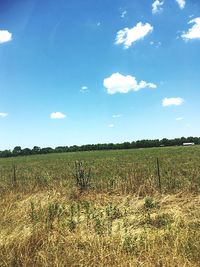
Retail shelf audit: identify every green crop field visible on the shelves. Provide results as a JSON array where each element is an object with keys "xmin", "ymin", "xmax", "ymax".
[{"xmin": 0, "ymin": 146, "xmax": 200, "ymax": 266}]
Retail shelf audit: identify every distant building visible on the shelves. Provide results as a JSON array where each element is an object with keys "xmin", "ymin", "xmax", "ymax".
[{"xmin": 183, "ymin": 142, "xmax": 195, "ymax": 146}]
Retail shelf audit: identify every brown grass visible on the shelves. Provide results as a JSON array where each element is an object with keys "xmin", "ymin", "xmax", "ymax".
[{"xmin": 0, "ymin": 187, "xmax": 199, "ymax": 267}]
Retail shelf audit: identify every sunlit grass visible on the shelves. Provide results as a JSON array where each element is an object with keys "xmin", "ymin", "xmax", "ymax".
[{"xmin": 0, "ymin": 146, "xmax": 200, "ymax": 266}]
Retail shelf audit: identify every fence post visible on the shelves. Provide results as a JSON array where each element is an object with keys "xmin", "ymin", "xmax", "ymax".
[
  {"xmin": 156, "ymin": 158, "xmax": 161, "ymax": 192},
  {"xmin": 13, "ymin": 165, "xmax": 17, "ymax": 186}
]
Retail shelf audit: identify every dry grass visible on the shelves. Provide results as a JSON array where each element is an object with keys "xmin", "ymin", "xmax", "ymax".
[
  {"xmin": 0, "ymin": 188, "xmax": 199, "ymax": 267},
  {"xmin": 0, "ymin": 147, "xmax": 200, "ymax": 266}
]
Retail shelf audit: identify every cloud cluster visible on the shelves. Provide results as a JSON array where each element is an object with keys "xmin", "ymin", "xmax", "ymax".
[
  {"xmin": 50, "ymin": 112, "xmax": 66, "ymax": 119},
  {"xmin": 162, "ymin": 97, "xmax": 184, "ymax": 107},
  {"xmin": 115, "ymin": 22, "xmax": 153, "ymax": 49},
  {"xmin": 182, "ymin": 17, "xmax": 200, "ymax": 40},
  {"xmin": 0, "ymin": 30, "xmax": 12, "ymax": 44},
  {"xmin": 104, "ymin": 72, "xmax": 156, "ymax": 94},
  {"xmin": 152, "ymin": 0, "xmax": 164, "ymax": 14},
  {"xmin": 0, "ymin": 3, "xmax": 192, "ymax": 127},
  {"xmin": 175, "ymin": 0, "xmax": 186, "ymax": 9},
  {"xmin": 152, "ymin": 0, "xmax": 186, "ymax": 14}
]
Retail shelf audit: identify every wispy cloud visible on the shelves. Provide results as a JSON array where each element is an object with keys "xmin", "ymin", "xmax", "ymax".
[
  {"xmin": 112, "ymin": 114, "xmax": 122, "ymax": 118},
  {"xmin": 0, "ymin": 112, "xmax": 8, "ymax": 118},
  {"xmin": 50, "ymin": 112, "xmax": 66, "ymax": 119},
  {"xmin": 152, "ymin": 0, "xmax": 164, "ymax": 14},
  {"xmin": 175, "ymin": 0, "xmax": 186, "ymax": 9},
  {"xmin": 175, "ymin": 117, "xmax": 184, "ymax": 121},
  {"xmin": 0, "ymin": 30, "xmax": 12, "ymax": 44},
  {"xmin": 108, "ymin": 124, "xmax": 114, "ymax": 128},
  {"xmin": 121, "ymin": 10, "xmax": 127, "ymax": 18},
  {"xmin": 104, "ymin": 72, "xmax": 157, "ymax": 94},
  {"xmin": 162, "ymin": 97, "xmax": 184, "ymax": 107},
  {"xmin": 181, "ymin": 18, "xmax": 200, "ymax": 40},
  {"xmin": 115, "ymin": 22, "xmax": 153, "ymax": 49},
  {"xmin": 150, "ymin": 41, "xmax": 162, "ymax": 48}
]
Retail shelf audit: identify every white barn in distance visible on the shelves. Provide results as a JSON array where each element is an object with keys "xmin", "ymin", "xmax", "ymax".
[{"xmin": 183, "ymin": 142, "xmax": 195, "ymax": 146}]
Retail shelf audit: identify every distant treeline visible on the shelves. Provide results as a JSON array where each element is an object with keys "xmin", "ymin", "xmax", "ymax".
[{"xmin": 0, "ymin": 136, "xmax": 199, "ymax": 158}]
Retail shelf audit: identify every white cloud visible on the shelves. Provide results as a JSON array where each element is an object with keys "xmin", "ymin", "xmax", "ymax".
[
  {"xmin": 121, "ymin": 10, "xmax": 127, "ymax": 18},
  {"xmin": 115, "ymin": 22, "xmax": 153, "ymax": 49},
  {"xmin": 0, "ymin": 30, "xmax": 12, "ymax": 44},
  {"xmin": 80, "ymin": 85, "xmax": 89, "ymax": 93},
  {"xmin": 108, "ymin": 124, "xmax": 114, "ymax": 128},
  {"xmin": 0, "ymin": 112, "xmax": 8, "ymax": 118},
  {"xmin": 162, "ymin": 97, "xmax": 184, "ymax": 107},
  {"xmin": 112, "ymin": 114, "xmax": 122, "ymax": 118},
  {"xmin": 97, "ymin": 22, "xmax": 101, "ymax": 27},
  {"xmin": 50, "ymin": 112, "xmax": 66, "ymax": 119},
  {"xmin": 176, "ymin": 117, "xmax": 184, "ymax": 120},
  {"xmin": 181, "ymin": 18, "xmax": 200, "ymax": 40},
  {"xmin": 152, "ymin": 0, "xmax": 164, "ymax": 14},
  {"xmin": 103, "ymin": 72, "xmax": 157, "ymax": 94},
  {"xmin": 175, "ymin": 0, "xmax": 186, "ymax": 9}
]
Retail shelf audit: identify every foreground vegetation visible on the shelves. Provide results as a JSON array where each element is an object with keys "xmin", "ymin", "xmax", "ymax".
[{"xmin": 0, "ymin": 146, "xmax": 200, "ymax": 266}]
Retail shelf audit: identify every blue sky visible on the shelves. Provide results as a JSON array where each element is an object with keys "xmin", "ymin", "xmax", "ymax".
[{"xmin": 0, "ymin": 0, "xmax": 200, "ymax": 150}]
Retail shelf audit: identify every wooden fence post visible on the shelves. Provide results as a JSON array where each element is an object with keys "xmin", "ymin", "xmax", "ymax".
[
  {"xmin": 156, "ymin": 158, "xmax": 162, "ymax": 192},
  {"xmin": 13, "ymin": 165, "xmax": 17, "ymax": 186}
]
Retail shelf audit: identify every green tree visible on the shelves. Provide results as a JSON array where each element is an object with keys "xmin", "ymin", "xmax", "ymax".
[{"xmin": 13, "ymin": 146, "xmax": 22, "ymax": 156}]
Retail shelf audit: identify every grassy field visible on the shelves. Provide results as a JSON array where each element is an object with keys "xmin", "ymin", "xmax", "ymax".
[{"xmin": 0, "ymin": 146, "xmax": 200, "ymax": 266}]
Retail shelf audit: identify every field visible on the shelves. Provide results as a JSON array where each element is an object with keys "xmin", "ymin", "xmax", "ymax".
[{"xmin": 0, "ymin": 146, "xmax": 200, "ymax": 266}]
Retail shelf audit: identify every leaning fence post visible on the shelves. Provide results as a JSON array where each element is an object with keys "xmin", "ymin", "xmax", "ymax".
[{"xmin": 156, "ymin": 158, "xmax": 162, "ymax": 192}]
